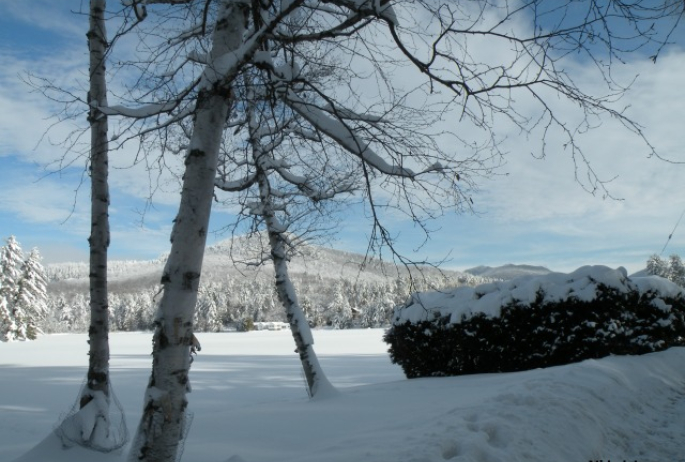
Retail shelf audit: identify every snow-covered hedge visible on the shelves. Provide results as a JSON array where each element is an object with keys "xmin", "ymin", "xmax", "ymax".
[{"xmin": 384, "ymin": 266, "xmax": 685, "ymax": 378}]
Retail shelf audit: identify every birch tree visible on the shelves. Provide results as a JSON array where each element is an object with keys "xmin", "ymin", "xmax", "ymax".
[
  {"xmin": 83, "ymin": 0, "xmax": 114, "ymax": 445},
  {"xmin": 250, "ymin": 141, "xmax": 338, "ymax": 397},
  {"xmin": 126, "ymin": 2, "xmax": 250, "ymax": 460},
  {"xmin": 215, "ymin": 75, "xmax": 356, "ymax": 395},
  {"xmin": 52, "ymin": 1, "xmax": 131, "ymax": 452}
]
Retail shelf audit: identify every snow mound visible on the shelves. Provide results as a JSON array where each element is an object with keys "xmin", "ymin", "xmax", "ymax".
[
  {"xmin": 11, "ymin": 432, "xmax": 123, "ymax": 462},
  {"xmin": 396, "ymin": 265, "xmax": 685, "ymax": 325}
]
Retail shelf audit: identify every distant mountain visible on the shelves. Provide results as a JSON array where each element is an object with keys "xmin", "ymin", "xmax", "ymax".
[
  {"xmin": 465, "ymin": 264, "xmax": 553, "ymax": 280},
  {"xmin": 629, "ymin": 268, "xmax": 649, "ymax": 278},
  {"xmin": 46, "ymin": 234, "xmax": 484, "ymax": 293}
]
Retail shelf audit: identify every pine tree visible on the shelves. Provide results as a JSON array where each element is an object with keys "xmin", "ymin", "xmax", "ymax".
[
  {"xmin": 669, "ymin": 254, "xmax": 685, "ymax": 287},
  {"xmin": 56, "ymin": 296, "xmax": 76, "ymax": 331},
  {"xmin": 646, "ymin": 254, "xmax": 669, "ymax": 278},
  {"xmin": 0, "ymin": 236, "xmax": 25, "ymax": 341},
  {"xmin": 329, "ymin": 282, "xmax": 352, "ymax": 329},
  {"xmin": 1, "ymin": 237, "xmax": 23, "ymax": 295},
  {"xmin": 0, "ymin": 295, "xmax": 15, "ymax": 342},
  {"xmin": 15, "ymin": 248, "xmax": 48, "ymax": 339},
  {"xmin": 195, "ymin": 290, "xmax": 221, "ymax": 332}
]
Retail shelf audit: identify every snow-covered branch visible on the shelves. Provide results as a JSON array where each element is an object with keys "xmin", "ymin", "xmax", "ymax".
[
  {"xmin": 321, "ymin": 0, "xmax": 398, "ymax": 25},
  {"xmin": 215, "ymin": 173, "xmax": 258, "ymax": 192},
  {"xmin": 283, "ymin": 88, "xmax": 444, "ymax": 178},
  {"xmin": 98, "ymin": 101, "xmax": 179, "ymax": 118}
]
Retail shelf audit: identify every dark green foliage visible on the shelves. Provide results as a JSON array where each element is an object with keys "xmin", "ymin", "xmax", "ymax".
[
  {"xmin": 239, "ymin": 317, "xmax": 255, "ymax": 332},
  {"xmin": 384, "ymin": 284, "xmax": 685, "ymax": 378}
]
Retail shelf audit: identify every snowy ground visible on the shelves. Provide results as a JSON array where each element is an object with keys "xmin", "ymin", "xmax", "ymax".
[{"xmin": 2, "ymin": 329, "xmax": 685, "ymax": 462}]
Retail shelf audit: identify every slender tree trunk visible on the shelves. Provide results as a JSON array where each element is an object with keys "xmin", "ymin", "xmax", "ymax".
[
  {"xmin": 63, "ymin": 0, "xmax": 114, "ymax": 446},
  {"xmin": 128, "ymin": 2, "xmax": 244, "ymax": 460},
  {"xmin": 85, "ymin": 0, "xmax": 110, "ymax": 404},
  {"xmin": 264, "ymin": 212, "xmax": 336, "ymax": 397},
  {"xmin": 248, "ymin": 109, "xmax": 335, "ymax": 398}
]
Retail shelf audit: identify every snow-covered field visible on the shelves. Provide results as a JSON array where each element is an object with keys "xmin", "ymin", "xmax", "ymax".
[{"xmin": 2, "ymin": 329, "xmax": 685, "ymax": 462}]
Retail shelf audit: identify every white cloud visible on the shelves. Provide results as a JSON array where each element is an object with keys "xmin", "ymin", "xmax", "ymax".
[{"xmin": 433, "ymin": 46, "xmax": 685, "ymax": 267}]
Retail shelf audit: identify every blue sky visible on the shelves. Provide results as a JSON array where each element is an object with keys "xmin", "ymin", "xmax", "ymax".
[{"xmin": 1, "ymin": 1, "xmax": 685, "ymax": 274}]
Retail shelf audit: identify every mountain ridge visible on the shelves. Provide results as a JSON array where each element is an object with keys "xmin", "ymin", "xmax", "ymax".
[
  {"xmin": 46, "ymin": 235, "xmax": 483, "ymax": 291},
  {"xmin": 464, "ymin": 263, "xmax": 553, "ymax": 280}
]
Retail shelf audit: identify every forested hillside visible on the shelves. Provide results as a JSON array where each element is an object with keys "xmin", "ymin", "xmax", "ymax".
[{"xmin": 45, "ymin": 236, "xmax": 489, "ymax": 333}]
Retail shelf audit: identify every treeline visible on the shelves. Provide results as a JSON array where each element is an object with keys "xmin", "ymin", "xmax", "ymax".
[{"xmin": 45, "ymin": 272, "xmax": 483, "ymax": 333}]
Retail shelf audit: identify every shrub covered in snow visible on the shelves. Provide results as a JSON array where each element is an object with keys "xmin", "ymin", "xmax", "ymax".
[{"xmin": 384, "ymin": 266, "xmax": 685, "ymax": 378}]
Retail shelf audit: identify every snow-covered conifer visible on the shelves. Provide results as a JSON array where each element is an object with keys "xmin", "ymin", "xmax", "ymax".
[
  {"xmin": 647, "ymin": 254, "xmax": 669, "ymax": 278},
  {"xmin": 0, "ymin": 295, "xmax": 16, "ymax": 342},
  {"xmin": 195, "ymin": 290, "xmax": 222, "ymax": 332},
  {"xmin": 1, "ymin": 236, "xmax": 24, "ymax": 296},
  {"xmin": 329, "ymin": 282, "xmax": 353, "ymax": 328},
  {"xmin": 14, "ymin": 248, "xmax": 48, "ymax": 339},
  {"xmin": 669, "ymin": 255, "xmax": 685, "ymax": 287},
  {"xmin": 0, "ymin": 236, "xmax": 25, "ymax": 341}
]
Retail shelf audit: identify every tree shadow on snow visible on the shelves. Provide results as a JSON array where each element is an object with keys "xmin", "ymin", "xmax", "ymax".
[{"xmin": 1, "ymin": 351, "xmax": 403, "ymax": 460}]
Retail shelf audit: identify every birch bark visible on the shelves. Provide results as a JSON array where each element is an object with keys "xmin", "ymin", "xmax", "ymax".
[
  {"xmin": 85, "ymin": 0, "xmax": 110, "ymax": 405},
  {"xmin": 248, "ymin": 104, "xmax": 336, "ymax": 398},
  {"xmin": 61, "ymin": 0, "xmax": 115, "ymax": 447},
  {"xmin": 128, "ymin": 2, "xmax": 245, "ymax": 460}
]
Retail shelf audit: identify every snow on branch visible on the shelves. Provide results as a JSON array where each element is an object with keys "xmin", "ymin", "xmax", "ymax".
[
  {"xmin": 97, "ymin": 101, "xmax": 180, "ymax": 118},
  {"xmin": 215, "ymin": 173, "xmax": 258, "ymax": 192},
  {"xmin": 321, "ymin": 0, "xmax": 398, "ymax": 25},
  {"xmin": 321, "ymin": 103, "xmax": 383, "ymax": 123},
  {"xmin": 273, "ymin": 165, "xmax": 356, "ymax": 202},
  {"xmin": 282, "ymin": 88, "xmax": 443, "ymax": 178},
  {"xmin": 200, "ymin": 0, "xmax": 306, "ymax": 90}
]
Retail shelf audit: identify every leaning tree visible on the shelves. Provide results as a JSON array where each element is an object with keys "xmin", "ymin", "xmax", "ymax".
[{"xmin": 210, "ymin": 31, "xmax": 480, "ymax": 396}]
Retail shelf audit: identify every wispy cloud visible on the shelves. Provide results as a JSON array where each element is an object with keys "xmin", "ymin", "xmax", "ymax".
[{"xmin": 0, "ymin": 0, "xmax": 86, "ymax": 39}]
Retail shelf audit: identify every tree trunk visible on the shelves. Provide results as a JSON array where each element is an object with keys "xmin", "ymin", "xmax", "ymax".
[
  {"xmin": 128, "ymin": 2, "xmax": 244, "ymax": 460},
  {"xmin": 265, "ymin": 213, "xmax": 336, "ymax": 398},
  {"xmin": 249, "ymin": 112, "xmax": 336, "ymax": 398},
  {"xmin": 85, "ymin": 0, "xmax": 110, "ymax": 404},
  {"xmin": 59, "ymin": 0, "xmax": 115, "ymax": 447}
]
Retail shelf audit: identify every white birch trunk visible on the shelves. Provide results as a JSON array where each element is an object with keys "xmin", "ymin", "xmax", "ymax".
[
  {"xmin": 265, "ymin": 213, "xmax": 336, "ymax": 398},
  {"xmin": 85, "ymin": 0, "xmax": 110, "ymax": 401},
  {"xmin": 248, "ymin": 108, "xmax": 336, "ymax": 398},
  {"xmin": 128, "ymin": 3, "xmax": 244, "ymax": 461},
  {"xmin": 63, "ymin": 0, "xmax": 114, "ymax": 446}
]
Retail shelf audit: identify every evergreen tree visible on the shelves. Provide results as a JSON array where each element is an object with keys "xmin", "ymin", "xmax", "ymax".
[
  {"xmin": 57, "ymin": 296, "xmax": 76, "ymax": 331},
  {"xmin": 646, "ymin": 254, "xmax": 669, "ymax": 278},
  {"xmin": 669, "ymin": 254, "xmax": 685, "ymax": 287},
  {"xmin": 1, "ymin": 237, "xmax": 23, "ymax": 294},
  {"xmin": 15, "ymin": 248, "xmax": 48, "ymax": 339},
  {"xmin": 0, "ymin": 294, "xmax": 16, "ymax": 342},
  {"xmin": 195, "ymin": 290, "xmax": 221, "ymax": 332},
  {"xmin": 0, "ymin": 236, "xmax": 25, "ymax": 341},
  {"xmin": 329, "ymin": 282, "xmax": 352, "ymax": 328}
]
